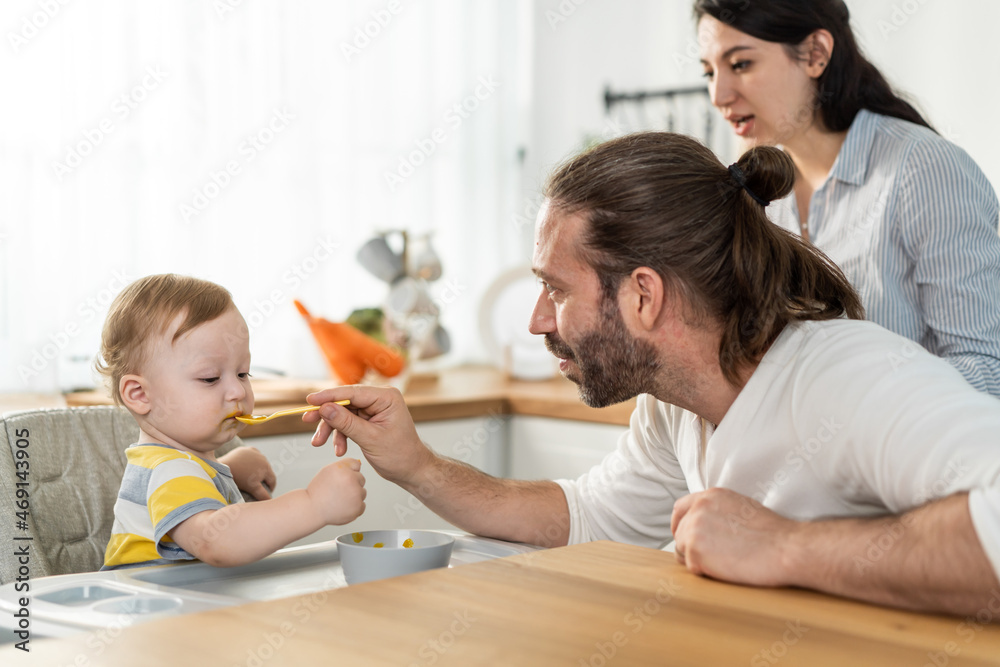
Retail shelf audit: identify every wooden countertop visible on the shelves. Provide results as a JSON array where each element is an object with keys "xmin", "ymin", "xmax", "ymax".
[
  {"xmin": 0, "ymin": 393, "xmax": 67, "ymax": 414},
  {"xmin": 8, "ymin": 540, "xmax": 999, "ymax": 666},
  {"xmin": 58, "ymin": 366, "xmax": 635, "ymax": 436}
]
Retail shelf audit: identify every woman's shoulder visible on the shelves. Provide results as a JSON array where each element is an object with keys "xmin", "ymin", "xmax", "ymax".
[
  {"xmin": 863, "ymin": 110, "xmax": 970, "ymax": 163},
  {"xmin": 863, "ymin": 110, "xmax": 936, "ymax": 141},
  {"xmin": 861, "ymin": 110, "xmax": 992, "ymax": 193}
]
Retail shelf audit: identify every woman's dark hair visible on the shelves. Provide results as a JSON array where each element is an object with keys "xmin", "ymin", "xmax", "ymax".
[
  {"xmin": 545, "ymin": 132, "xmax": 864, "ymax": 385},
  {"xmin": 693, "ymin": 0, "xmax": 933, "ymax": 132}
]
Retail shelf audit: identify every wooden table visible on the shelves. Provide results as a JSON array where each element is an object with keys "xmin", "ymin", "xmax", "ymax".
[
  {"xmin": 7, "ymin": 541, "xmax": 999, "ymax": 666},
  {"xmin": 62, "ymin": 365, "xmax": 636, "ymax": 436}
]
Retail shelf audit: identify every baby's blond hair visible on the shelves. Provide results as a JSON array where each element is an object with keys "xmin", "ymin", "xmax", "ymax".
[{"xmin": 96, "ymin": 274, "xmax": 235, "ymax": 405}]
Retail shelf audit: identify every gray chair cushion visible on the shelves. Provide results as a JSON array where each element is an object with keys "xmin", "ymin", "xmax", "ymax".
[{"xmin": 0, "ymin": 406, "xmax": 241, "ymax": 584}]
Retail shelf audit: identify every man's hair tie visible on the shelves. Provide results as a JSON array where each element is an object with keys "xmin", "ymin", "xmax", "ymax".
[{"xmin": 727, "ymin": 163, "xmax": 770, "ymax": 207}]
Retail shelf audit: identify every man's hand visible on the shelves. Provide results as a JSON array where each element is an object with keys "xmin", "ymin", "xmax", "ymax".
[
  {"xmin": 671, "ymin": 488, "xmax": 1000, "ymax": 615},
  {"xmin": 219, "ymin": 446, "xmax": 277, "ymax": 501},
  {"xmin": 670, "ymin": 487, "xmax": 799, "ymax": 587},
  {"xmin": 303, "ymin": 385, "xmax": 435, "ymax": 486}
]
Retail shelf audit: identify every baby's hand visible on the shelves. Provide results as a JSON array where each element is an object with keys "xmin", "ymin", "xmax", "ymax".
[
  {"xmin": 306, "ymin": 458, "xmax": 366, "ymax": 526},
  {"xmin": 220, "ymin": 446, "xmax": 277, "ymax": 501}
]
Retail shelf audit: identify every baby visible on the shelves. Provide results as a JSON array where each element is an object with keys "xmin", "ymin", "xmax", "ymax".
[{"xmin": 100, "ymin": 274, "xmax": 365, "ymax": 570}]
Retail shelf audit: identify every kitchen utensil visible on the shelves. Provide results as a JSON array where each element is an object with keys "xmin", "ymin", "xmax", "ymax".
[
  {"xmin": 386, "ymin": 276, "xmax": 435, "ymax": 317},
  {"xmin": 336, "ymin": 530, "xmax": 455, "ymax": 585},
  {"xmin": 415, "ymin": 323, "xmax": 451, "ymax": 359},
  {"xmin": 408, "ymin": 233, "xmax": 443, "ymax": 282},
  {"xmin": 357, "ymin": 235, "xmax": 405, "ymax": 283},
  {"xmin": 234, "ymin": 401, "xmax": 350, "ymax": 425}
]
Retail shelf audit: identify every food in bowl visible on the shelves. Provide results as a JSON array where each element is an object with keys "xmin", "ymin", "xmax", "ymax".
[{"xmin": 336, "ymin": 530, "xmax": 455, "ymax": 585}]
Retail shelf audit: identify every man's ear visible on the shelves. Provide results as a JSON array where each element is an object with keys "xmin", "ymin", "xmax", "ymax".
[
  {"xmin": 804, "ymin": 29, "xmax": 834, "ymax": 78},
  {"xmin": 120, "ymin": 375, "xmax": 152, "ymax": 415},
  {"xmin": 622, "ymin": 267, "xmax": 665, "ymax": 332}
]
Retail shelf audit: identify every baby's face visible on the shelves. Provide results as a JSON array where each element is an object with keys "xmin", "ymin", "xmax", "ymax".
[{"xmin": 137, "ymin": 307, "xmax": 254, "ymax": 454}]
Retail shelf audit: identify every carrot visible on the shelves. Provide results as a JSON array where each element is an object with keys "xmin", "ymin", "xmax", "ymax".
[
  {"xmin": 293, "ymin": 300, "xmax": 405, "ymax": 382},
  {"xmin": 329, "ymin": 320, "xmax": 405, "ymax": 377},
  {"xmin": 309, "ymin": 319, "xmax": 369, "ymax": 384}
]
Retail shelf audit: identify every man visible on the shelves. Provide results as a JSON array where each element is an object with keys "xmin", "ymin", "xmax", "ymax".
[{"xmin": 304, "ymin": 133, "xmax": 1000, "ymax": 616}]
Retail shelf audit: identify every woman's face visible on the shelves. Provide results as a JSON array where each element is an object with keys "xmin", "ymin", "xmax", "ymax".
[{"xmin": 697, "ymin": 15, "xmax": 821, "ymax": 147}]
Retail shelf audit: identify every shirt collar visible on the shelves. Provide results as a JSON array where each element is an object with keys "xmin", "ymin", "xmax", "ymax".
[{"xmin": 827, "ymin": 108, "xmax": 878, "ymax": 186}]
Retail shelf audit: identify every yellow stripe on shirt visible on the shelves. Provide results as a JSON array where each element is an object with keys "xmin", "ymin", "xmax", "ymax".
[
  {"xmin": 103, "ymin": 531, "xmax": 163, "ymax": 567},
  {"xmin": 148, "ymin": 474, "xmax": 226, "ymax": 527}
]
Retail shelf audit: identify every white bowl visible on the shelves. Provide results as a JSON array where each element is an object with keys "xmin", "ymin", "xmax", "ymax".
[{"xmin": 336, "ymin": 530, "xmax": 455, "ymax": 585}]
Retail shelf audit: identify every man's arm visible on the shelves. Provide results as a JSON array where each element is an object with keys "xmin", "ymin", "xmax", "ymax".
[
  {"xmin": 388, "ymin": 452, "xmax": 570, "ymax": 548},
  {"xmin": 671, "ymin": 488, "xmax": 1000, "ymax": 616},
  {"xmin": 305, "ymin": 386, "xmax": 571, "ymax": 547}
]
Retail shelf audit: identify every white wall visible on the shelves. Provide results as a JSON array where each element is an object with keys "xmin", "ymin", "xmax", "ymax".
[
  {"xmin": 524, "ymin": 0, "xmax": 1000, "ymax": 199},
  {"xmin": 846, "ymin": 0, "xmax": 1000, "ymax": 192},
  {"xmin": 525, "ymin": 0, "xmax": 696, "ymax": 187},
  {"xmin": 516, "ymin": 2, "xmax": 692, "ymax": 259}
]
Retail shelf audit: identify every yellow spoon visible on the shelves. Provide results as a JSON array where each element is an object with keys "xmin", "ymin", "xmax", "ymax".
[{"xmin": 234, "ymin": 401, "xmax": 350, "ymax": 425}]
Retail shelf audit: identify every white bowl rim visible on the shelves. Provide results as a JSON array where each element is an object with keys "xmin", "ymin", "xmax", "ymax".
[{"xmin": 335, "ymin": 529, "xmax": 456, "ymax": 550}]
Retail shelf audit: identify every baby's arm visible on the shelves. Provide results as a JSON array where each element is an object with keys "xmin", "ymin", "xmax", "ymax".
[
  {"xmin": 170, "ymin": 458, "xmax": 365, "ymax": 567},
  {"xmin": 219, "ymin": 446, "xmax": 277, "ymax": 500}
]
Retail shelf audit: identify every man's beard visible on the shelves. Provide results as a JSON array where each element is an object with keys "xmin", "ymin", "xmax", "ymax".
[{"xmin": 544, "ymin": 294, "xmax": 661, "ymax": 408}]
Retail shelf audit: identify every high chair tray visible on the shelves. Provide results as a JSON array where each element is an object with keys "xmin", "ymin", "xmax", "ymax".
[{"xmin": 0, "ymin": 532, "xmax": 539, "ymax": 641}]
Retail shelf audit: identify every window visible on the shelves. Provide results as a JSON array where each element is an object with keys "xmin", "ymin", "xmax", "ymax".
[{"xmin": 0, "ymin": 0, "xmax": 527, "ymax": 391}]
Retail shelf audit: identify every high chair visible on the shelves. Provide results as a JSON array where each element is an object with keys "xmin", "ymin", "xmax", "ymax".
[{"xmin": 0, "ymin": 406, "xmax": 243, "ymax": 585}]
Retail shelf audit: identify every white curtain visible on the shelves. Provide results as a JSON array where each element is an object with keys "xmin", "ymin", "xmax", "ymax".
[{"xmin": 0, "ymin": 0, "xmax": 530, "ymax": 392}]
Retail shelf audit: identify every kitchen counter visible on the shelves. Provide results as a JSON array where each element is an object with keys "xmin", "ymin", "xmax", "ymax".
[
  {"xmin": 58, "ymin": 365, "xmax": 635, "ymax": 436},
  {"xmin": 0, "ymin": 393, "xmax": 67, "ymax": 414},
  {"xmin": 6, "ymin": 540, "xmax": 999, "ymax": 666}
]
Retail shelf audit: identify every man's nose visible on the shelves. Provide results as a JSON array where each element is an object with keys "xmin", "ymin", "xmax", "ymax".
[{"xmin": 528, "ymin": 287, "xmax": 555, "ymax": 336}]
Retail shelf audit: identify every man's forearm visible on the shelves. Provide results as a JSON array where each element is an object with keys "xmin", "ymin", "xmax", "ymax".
[
  {"xmin": 785, "ymin": 493, "xmax": 999, "ymax": 615},
  {"xmin": 397, "ymin": 452, "xmax": 571, "ymax": 548}
]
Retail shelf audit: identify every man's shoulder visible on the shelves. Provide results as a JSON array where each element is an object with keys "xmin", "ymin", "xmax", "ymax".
[
  {"xmin": 780, "ymin": 318, "xmax": 906, "ymax": 356},
  {"xmin": 779, "ymin": 319, "xmax": 974, "ymax": 394}
]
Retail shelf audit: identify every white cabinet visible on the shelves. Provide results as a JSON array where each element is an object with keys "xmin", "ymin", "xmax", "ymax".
[
  {"xmin": 509, "ymin": 416, "xmax": 626, "ymax": 481},
  {"xmin": 246, "ymin": 415, "xmax": 508, "ymax": 547}
]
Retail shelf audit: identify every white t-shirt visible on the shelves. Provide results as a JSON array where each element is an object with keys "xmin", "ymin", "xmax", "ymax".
[{"xmin": 555, "ymin": 319, "xmax": 1000, "ymax": 577}]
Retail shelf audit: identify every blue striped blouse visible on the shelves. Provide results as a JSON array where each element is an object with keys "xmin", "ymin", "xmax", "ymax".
[{"xmin": 768, "ymin": 109, "xmax": 1000, "ymax": 397}]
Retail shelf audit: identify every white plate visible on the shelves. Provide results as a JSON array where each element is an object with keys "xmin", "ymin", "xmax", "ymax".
[{"xmin": 477, "ymin": 265, "xmax": 557, "ymax": 379}]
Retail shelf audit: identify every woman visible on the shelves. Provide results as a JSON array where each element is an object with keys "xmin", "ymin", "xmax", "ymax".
[{"xmin": 695, "ymin": 0, "xmax": 1000, "ymax": 396}]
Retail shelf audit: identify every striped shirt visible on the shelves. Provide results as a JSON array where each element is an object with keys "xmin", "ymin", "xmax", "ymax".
[
  {"xmin": 768, "ymin": 109, "xmax": 1000, "ymax": 397},
  {"xmin": 102, "ymin": 444, "xmax": 244, "ymax": 571}
]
